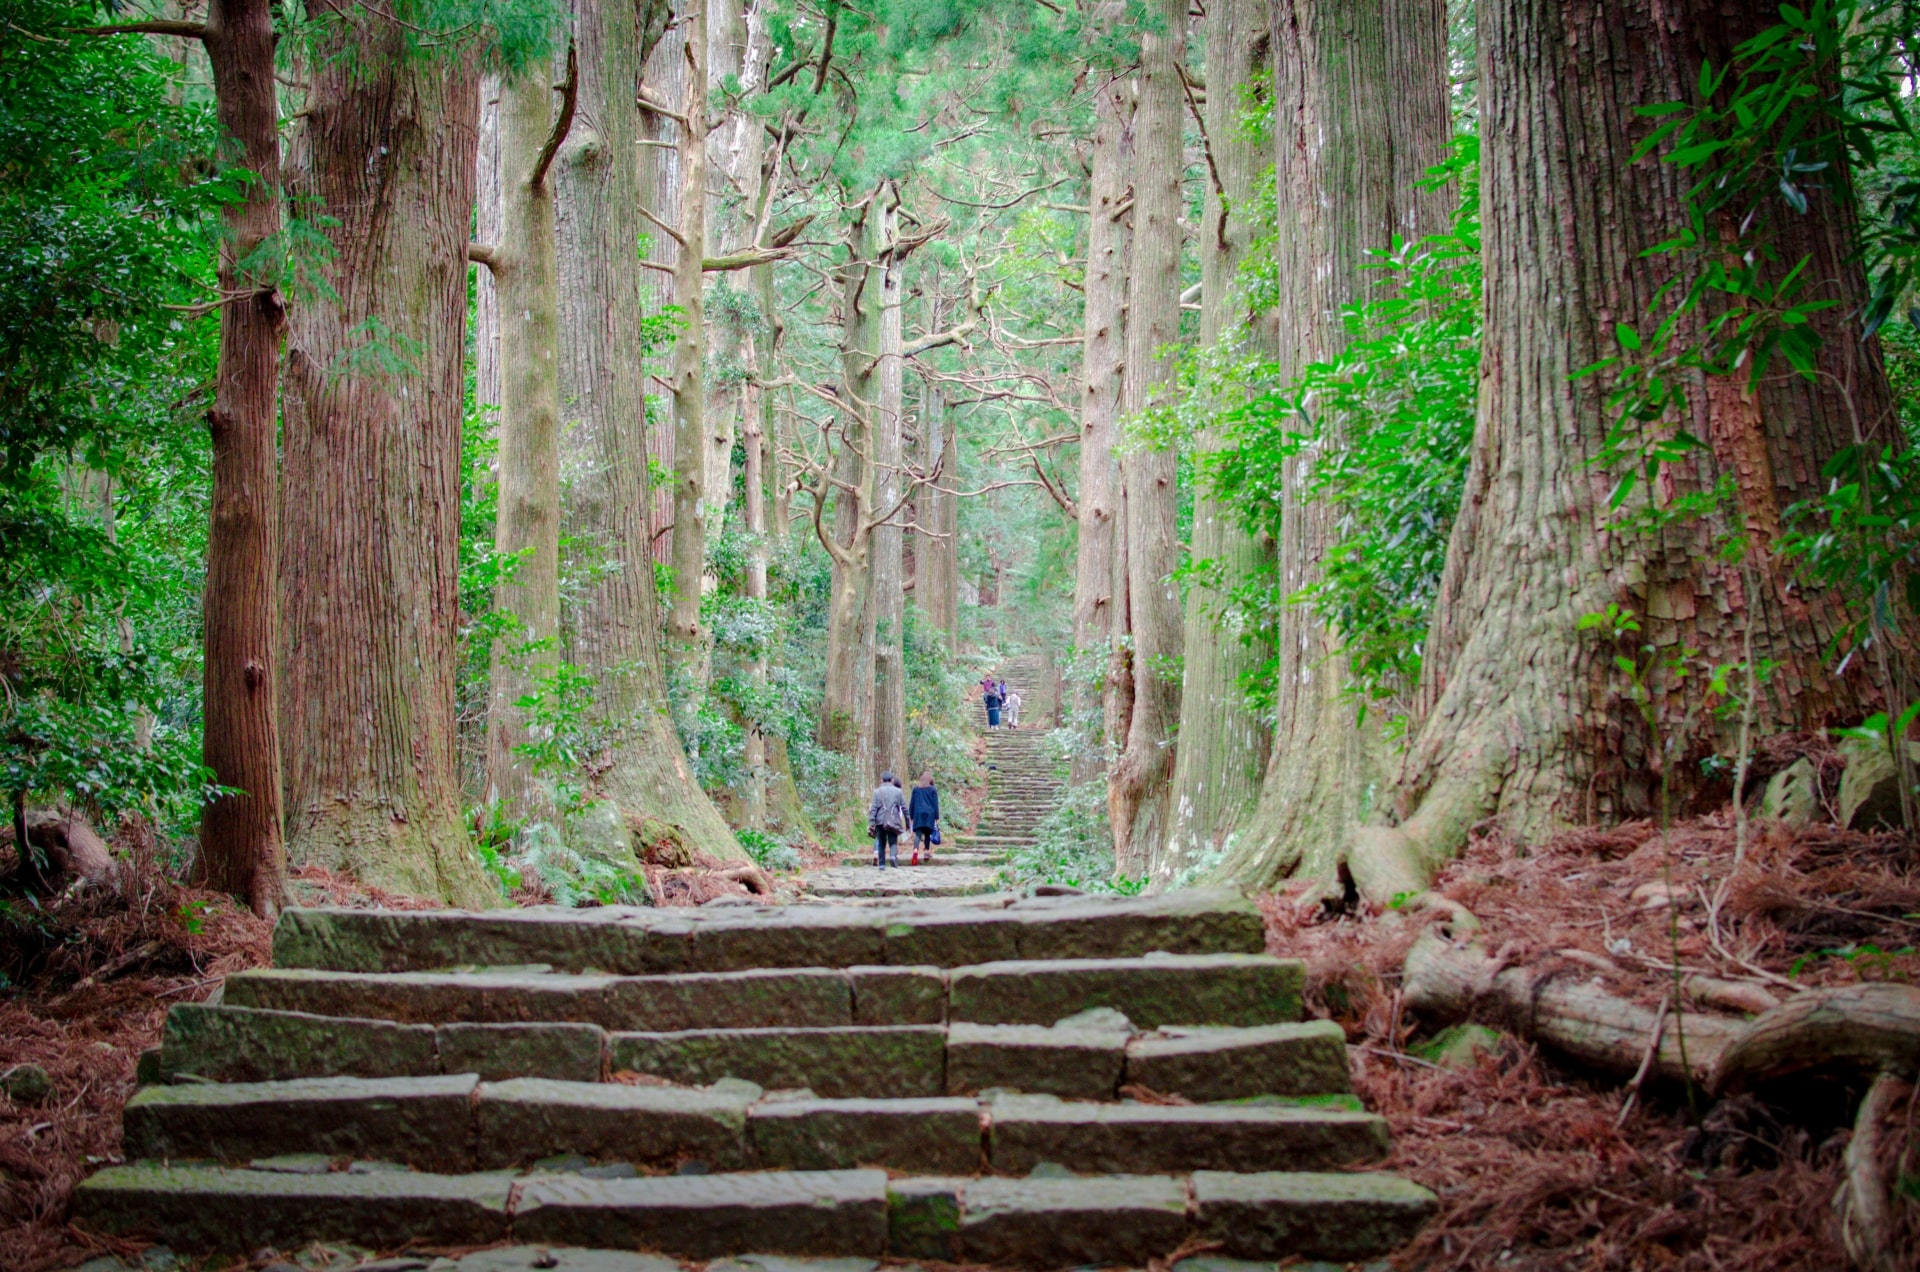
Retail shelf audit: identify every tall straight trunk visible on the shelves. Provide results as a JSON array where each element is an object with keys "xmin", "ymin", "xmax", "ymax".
[
  {"xmin": 281, "ymin": 7, "xmax": 495, "ymax": 906},
  {"xmin": 478, "ymin": 51, "xmax": 567, "ymax": 820},
  {"xmin": 1159, "ymin": 0, "xmax": 1276, "ymax": 881},
  {"xmin": 1341, "ymin": 0, "xmax": 1897, "ymax": 901},
  {"xmin": 195, "ymin": 0, "xmax": 286, "ymax": 917},
  {"xmin": 474, "ymin": 77, "xmax": 504, "ymax": 419},
  {"xmin": 871, "ymin": 249, "xmax": 908, "ymax": 782},
  {"xmin": 818, "ymin": 191, "xmax": 885, "ymax": 781},
  {"xmin": 638, "ymin": 19, "xmax": 683, "ymax": 564},
  {"xmin": 554, "ymin": 0, "xmax": 741, "ymax": 859},
  {"xmin": 1108, "ymin": 0, "xmax": 1186, "ymax": 876},
  {"xmin": 1073, "ymin": 72, "xmax": 1132, "ymax": 786},
  {"xmin": 666, "ymin": 5, "xmax": 711, "ymax": 680},
  {"xmin": 917, "ymin": 376, "xmax": 958, "ymax": 644},
  {"xmin": 1216, "ymin": 0, "xmax": 1452, "ymax": 898}
]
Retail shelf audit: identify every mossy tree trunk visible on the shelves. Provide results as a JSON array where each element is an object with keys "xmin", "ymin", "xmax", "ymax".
[
  {"xmin": 1157, "ymin": 0, "xmax": 1277, "ymax": 883},
  {"xmin": 1347, "ymin": 0, "xmax": 1897, "ymax": 901},
  {"xmin": 1217, "ymin": 0, "xmax": 1453, "ymax": 899},
  {"xmin": 280, "ymin": 5, "xmax": 496, "ymax": 906}
]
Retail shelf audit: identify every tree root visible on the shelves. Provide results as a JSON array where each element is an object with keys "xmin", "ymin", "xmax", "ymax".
[
  {"xmin": 1, "ymin": 811, "xmax": 117, "ymax": 888},
  {"xmin": 1836, "ymin": 1072, "xmax": 1915, "ymax": 1272},
  {"xmin": 1709, "ymin": 982, "xmax": 1920, "ymax": 1095}
]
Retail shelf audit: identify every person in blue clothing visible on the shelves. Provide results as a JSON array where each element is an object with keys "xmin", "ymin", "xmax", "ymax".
[
  {"xmin": 981, "ymin": 675, "xmax": 1002, "ymax": 728},
  {"xmin": 909, "ymin": 769, "xmax": 940, "ymax": 865}
]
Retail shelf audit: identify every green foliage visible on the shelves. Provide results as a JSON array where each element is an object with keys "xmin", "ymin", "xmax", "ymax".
[
  {"xmin": 1205, "ymin": 138, "xmax": 1482, "ymax": 723},
  {"xmin": 0, "ymin": 7, "xmax": 224, "ymax": 839},
  {"xmin": 736, "ymin": 827, "xmax": 803, "ymax": 873}
]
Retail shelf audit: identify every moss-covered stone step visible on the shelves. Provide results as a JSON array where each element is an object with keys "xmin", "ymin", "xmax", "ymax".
[
  {"xmin": 270, "ymin": 888, "xmax": 1265, "ymax": 975},
  {"xmin": 119, "ymin": 1075, "xmax": 1385, "ymax": 1177},
  {"xmin": 75, "ymin": 1164, "xmax": 1436, "ymax": 1263},
  {"xmin": 949, "ymin": 954, "xmax": 1303, "ymax": 1029},
  {"xmin": 608, "ymin": 1025, "xmax": 947, "ymax": 1097},
  {"xmin": 801, "ymin": 865, "xmax": 1004, "ymax": 898},
  {"xmin": 985, "ymin": 1093, "xmax": 1387, "ymax": 1173}
]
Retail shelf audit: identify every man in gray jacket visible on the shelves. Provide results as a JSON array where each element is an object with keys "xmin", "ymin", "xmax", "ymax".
[{"xmin": 870, "ymin": 773, "xmax": 908, "ymax": 868}]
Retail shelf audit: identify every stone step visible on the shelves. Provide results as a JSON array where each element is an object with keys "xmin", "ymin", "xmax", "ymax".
[
  {"xmin": 120, "ymin": 1076, "xmax": 1388, "ymax": 1177},
  {"xmin": 835, "ymin": 852, "xmax": 1007, "ymax": 868},
  {"xmin": 270, "ymin": 888, "xmax": 1265, "ymax": 975},
  {"xmin": 76, "ymin": 1163, "xmax": 1436, "ymax": 1263},
  {"xmin": 216, "ymin": 953, "xmax": 1302, "ymax": 1034},
  {"xmin": 801, "ymin": 866, "xmax": 1005, "ymax": 898},
  {"xmin": 156, "ymin": 1006, "xmax": 1349, "ymax": 1102}
]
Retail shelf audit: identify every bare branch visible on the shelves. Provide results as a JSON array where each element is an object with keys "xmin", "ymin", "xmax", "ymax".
[
  {"xmin": 529, "ymin": 42, "xmax": 578, "ymax": 192},
  {"xmin": 639, "ymin": 203, "xmax": 688, "ymax": 249},
  {"xmin": 467, "ymin": 242, "xmax": 500, "ymax": 271},
  {"xmin": 79, "ymin": 19, "xmax": 206, "ymax": 39}
]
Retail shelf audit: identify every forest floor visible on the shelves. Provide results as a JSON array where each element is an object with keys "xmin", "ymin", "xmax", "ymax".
[{"xmin": 2, "ymin": 813, "xmax": 1911, "ymax": 1271}]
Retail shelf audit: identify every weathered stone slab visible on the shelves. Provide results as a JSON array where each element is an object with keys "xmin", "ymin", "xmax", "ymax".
[
  {"xmin": 1190, "ymin": 1170, "xmax": 1437, "ymax": 1260},
  {"xmin": 876, "ymin": 905, "xmax": 1024, "ymax": 968},
  {"xmin": 473, "ymin": 1078, "xmax": 750, "ymax": 1170},
  {"xmin": 272, "ymin": 906, "xmax": 659, "ymax": 975},
  {"xmin": 945, "ymin": 1023, "xmax": 1126, "ymax": 1099},
  {"xmin": 438, "ymin": 1023, "xmax": 605, "ymax": 1082},
  {"xmin": 453, "ymin": 1249, "xmax": 681, "ymax": 1272},
  {"xmin": 683, "ymin": 908, "xmax": 887, "ymax": 972},
  {"xmin": 747, "ymin": 1097, "xmax": 981, "ymax": 1173},
  {"xmin": 158, "ymin": 1004, "xmax": 437, "ymax": 1083},
  {"xmin": 1005, "ymin": 889, "xmax": 1266, "ymax": 961},
  {"xmin": 848, "ymin": 966, "xmax": 945, "ymax": 1025},
  {"xmin": 987, "ymin": 1093, "xmax": 1389, "ymax": 1174},
  {"xmin": 955, "ymin": 1175, "xmax": 1189, "ymax": 1267},
  {"xmin": 609, "ymin": 1026, "xmax": 944, "ymax": 1098},
  {"xmin": 73, "ymin": 1163, "xmax": 511, "ymax": 1251},
  {"xmin": 1123, "ymin": 1021, "xmax": 1351, "ymax": 1099},
  {"xmin": 886, "ymin": 1177, "xmax": 964, "ymax": 1260},
  {"xmin": 948, "ymin": 954, "xmax": 1303, "ymax": 1028},
  {"xmin": 511, "ymin": 1169, "xmax": 890, "ymax": 1257},
  {"xmin": 122, "ymin": 1074, "xmax": 477, "ymax": 1172},
  {"xmin": 223, "ymin": 967, "xmax": 854, "ymax": 1032}
]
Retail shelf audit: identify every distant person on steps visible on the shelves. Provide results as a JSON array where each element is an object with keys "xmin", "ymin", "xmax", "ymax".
[
  {"xmin": 1004, "ymin": 688, "xmax": 1023, "ymax": 730},
  {"xmin": 981, "ymin": 676, "xmax": 1002, "ymax": 729},
  {"xmin": 870, "ymin": 772, "xmax": 907, "ymax": 868},
  {"xmin": 909, "ymin": 770, "xmax": 941, "ymax": 865}
]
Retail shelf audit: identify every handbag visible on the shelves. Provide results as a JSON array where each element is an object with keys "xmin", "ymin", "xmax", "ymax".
[{"xmin": 930, "ymin": 826, "xmax": 942, "ymax": 845}]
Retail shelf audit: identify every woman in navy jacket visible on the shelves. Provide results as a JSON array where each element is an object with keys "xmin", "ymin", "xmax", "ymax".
[{"xmin": 909, "ymin": 770, "xmax": 941, "ymax": 865}]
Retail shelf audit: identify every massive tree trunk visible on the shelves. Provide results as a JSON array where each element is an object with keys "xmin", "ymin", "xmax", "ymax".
[
  {"xmin": 665, "ymin": 4, "xmax": 711, "ymax": 682},
  {"xmin": 871, "ymin": 247, "xmax": 908, "ymax": 781},
  {"xmin": 554, "ymin": 0, "xmax": 741, "ymax": 859},
  {"xmin": 281, "ymin": 6, "xmax": 496, "ymax": 906},
  {"xmin": 1108, "ymin": 0, "xmax": 1186, "ymax": 876},
  {"xmin": 1352, "ymin": 0, "xmax": 1895, "ymax": 901},
  {"xmin": 477, "ymin": 49, "xmax": 570, "ymax": 821},
  {"xmin": 1219, "ymin": 0, "xmax": 1453, "ymax": 897},
  {"xmin": 818, "ymin": 190, "xmax": 886, "ymax": 786},
  {"xmin": 195, "ymin": 0, "xmax": 287, "ymax": 917},
  {"xmin": 1073, "ymin": 71, "xmax": 1132, "ymax": 786},
  {"xmin": 1157, "ymin": 0, "xmax": 1276, "ymax": 882},
  {"xmin": 917, "ymin": 375, "xmax": 958, "ymax": 646}
]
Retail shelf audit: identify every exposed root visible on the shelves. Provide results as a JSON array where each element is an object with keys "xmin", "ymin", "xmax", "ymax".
[
  {"xmin": 1710, "ymin": 983, "xmax": 1920, "ymax": 1095},
  {"xmin": 1836, "ymin": 1072, "xmax": 1917, "ymax": 1272}
]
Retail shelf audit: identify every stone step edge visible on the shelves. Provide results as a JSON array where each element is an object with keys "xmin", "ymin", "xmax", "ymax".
[
  {"xmin": 74, "ymin": 1163, "xmax": 1438, "ymax": 1264},
  {"xmin": 271, "ymin": 888, "xmax": 1266, "ymax": 976},
  {"xmin": 218, "ymin": 953, "xmax": 1306, "ymax": 1035},
  {"xmin": 154, "ymin": 1008, "xmax": 1352, "ymax": 1103},
  {"xmin": 121, "ymin": 1076, "xmax": 1391, "ymax": 1177}
]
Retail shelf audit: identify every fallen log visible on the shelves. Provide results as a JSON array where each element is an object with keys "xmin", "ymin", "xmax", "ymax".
[
  {"xmin": 0, "ymin": 810, "xmax": 117, "ymax": 885},
  {"xmin": 1709, "ymin": 982, "xmax": 1920, "ymax": 1095},
  {"xmin": 1401, "ymin": 903, "xmax": 1747, "ymax": 1084}
]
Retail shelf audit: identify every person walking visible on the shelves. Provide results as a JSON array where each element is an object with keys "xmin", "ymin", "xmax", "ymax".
[
  {"xmin": 909, "ymin": 770, "xmax": 941, "ymax": 865},
  {"xmin": 869, "ymin": 772, "xmax": 907, "ymax": 868},
  {"xmin": 981, "ymin": 676, "xmax": 1002, "ymax": 729},
  {"xmin": 1004, "ymin": 687, "xmax": 1023, "ymax": 730}
]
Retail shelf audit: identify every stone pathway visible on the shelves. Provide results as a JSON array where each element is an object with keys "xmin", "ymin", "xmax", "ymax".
[
  {"xmin": 803, "ymin": 654, "xmax": 1063, "ymax": 899},
  {"xmin": 79, "ymin": 890, "xmax": 1434, "ymax": 1266}
]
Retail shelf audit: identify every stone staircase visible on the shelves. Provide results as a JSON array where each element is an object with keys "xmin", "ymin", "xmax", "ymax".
[
  {"xmin": 78, "ymin": 890, "xmax": 1435, "ymax": 1266},
  {"xmin": 805, "ymin": 655, "xmax": 1063, "ymax": 900}
]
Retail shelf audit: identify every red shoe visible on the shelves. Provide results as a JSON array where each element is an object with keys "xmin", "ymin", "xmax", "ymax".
[{"xmin": 912, "ymin": 850, "xmax": 921, "ymax": 865}]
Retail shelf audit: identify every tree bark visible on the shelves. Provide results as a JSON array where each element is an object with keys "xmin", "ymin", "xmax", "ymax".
[
  {"xmin": 916, "ymin": 374, "xmax": 959, "ymax": 646},
  {"xmin": 1109, "ymin": 0, "xmax": 1186, "ymax": 876},
  {"xmin": 871, "ymin": 244, "xmax": 908, "ymax": 782},
  {"xmin": 1074, "ymin": 71, "xmax": 1132, "ymax": 787},
  {"xmin": 1375, "ymin": 0, "xmax": 1893, "ymax": 893},
  {"xmin": 1219, "ymin": 0, "xmax": 1453, "ymax": 898},
  {"xmin": 195, "ymin": 0, "xmax": 287, "ymax": 917},
  {"xmin": 479, "ymin": 48, "xmax": 569, "ymax": 822},
  {"xmin": 1158, "ymin": 0, "xmax": 1277, "ymax": 882},
  {"xmin": 280, "ymin": 4, "xmax": 495, "ymax": 906},
  {"xmin": 666, "ymin": 5, "xmax": 711, "ymax": 683},
  {"xmin": 554, "ymin": 0, "xmax": 741, "ymax": 860}
]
